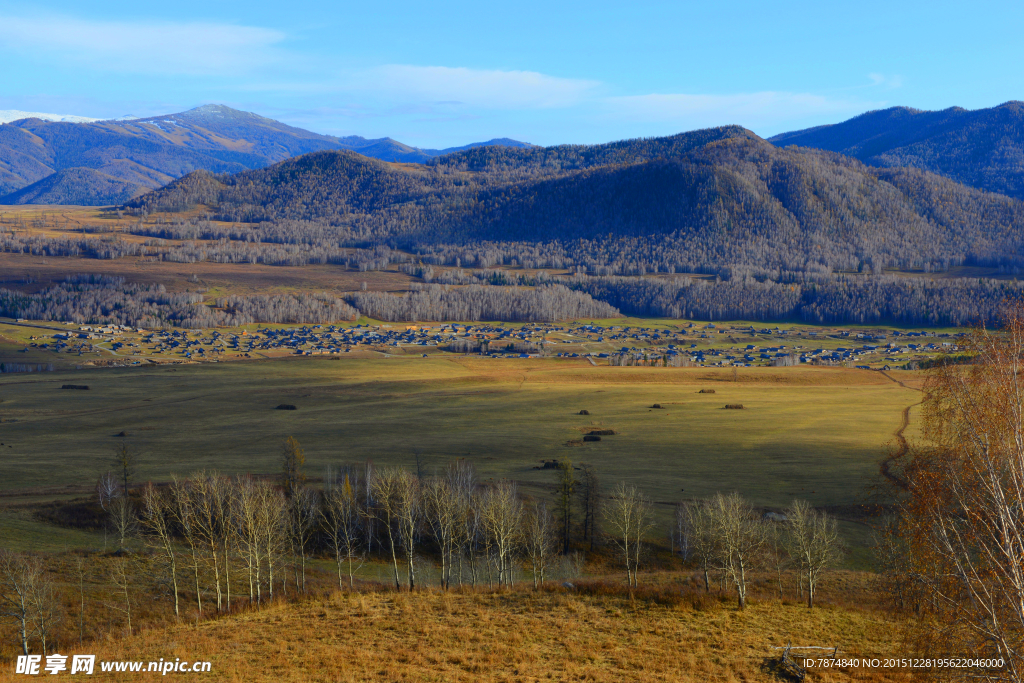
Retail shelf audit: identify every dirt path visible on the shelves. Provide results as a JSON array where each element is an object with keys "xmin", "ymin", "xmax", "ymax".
[{"xmin": 877, "ymin": 370, "xmax": 923, "ymax": 490}]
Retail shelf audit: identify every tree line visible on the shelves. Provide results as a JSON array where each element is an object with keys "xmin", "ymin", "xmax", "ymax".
[
  {"xmin": 0, "ymin": 277, "xmax": 357, "ymax": 329},
  {"xmin": 346, "ymin": 284, "xmax": 618, "ymax": 323},
  {"xmin": 5, "ymin": 271, "xmax": 1020, "ymax": 328},
  {"xmin": 568, "ymin": 273, "xmax": 1024, "ymax": 326},
  {"xmin": 0, "ymin": 226, "xmax": 404, "ymax": 271},
  {"xmin": 0, "ymin": 440, "xmax": 844, "ymax": 658}
]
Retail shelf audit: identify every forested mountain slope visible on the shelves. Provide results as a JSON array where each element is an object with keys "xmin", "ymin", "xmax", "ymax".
[
  {"xmin": 0, "ymin": 167, "xmax": 147, "ymax": 205},
  {"xmin": 0, "ymin": 108, "xmax": 282, "ymax": 200},
  {"xmin": 770, "ymin": 101, "xmax": 1024, "ymax": 200},
  {"xmin": 128, "ymin": 128, "xmax": 1024, "ymax": 274},
  {"xmin": 0, "ymin": 104, "xmax": 532, "ymax": 205}
]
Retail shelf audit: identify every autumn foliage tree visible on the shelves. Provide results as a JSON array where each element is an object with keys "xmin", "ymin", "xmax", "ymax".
[{"xmin": 882, "ymin": 301, "xmax": 1024, "ymax": 677}]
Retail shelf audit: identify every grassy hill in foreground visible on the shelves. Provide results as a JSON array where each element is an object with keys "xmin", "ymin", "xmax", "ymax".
[{"xmin": 0, "ymin": 578, "xmax": 904, "ymax": 683}]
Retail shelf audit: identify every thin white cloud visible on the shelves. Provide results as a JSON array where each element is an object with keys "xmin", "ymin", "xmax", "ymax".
[
  {"xmin": 358, "ymin": 65, "xmax": 600, "ymax": 109},
  {"xmin": 868, "ymin": 73, "xmax": 904, "ymax": 89},
  {"xmin": 0, "ymin": 14, "xmax": 286, "ymax": 76},
  {"xmin": 604, "ymin": 92, "xmax": 885, "ymax": 132}
]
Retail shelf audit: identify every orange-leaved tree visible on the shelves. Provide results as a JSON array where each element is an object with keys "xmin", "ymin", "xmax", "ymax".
[{"xmin": 881, "ymin": 301, "xmax": 1024, "ymax": 678}]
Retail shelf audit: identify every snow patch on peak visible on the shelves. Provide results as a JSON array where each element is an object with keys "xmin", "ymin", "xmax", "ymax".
[{"xmin": 0, "ymin": 110, "xmax": 101, "ymax": 124}]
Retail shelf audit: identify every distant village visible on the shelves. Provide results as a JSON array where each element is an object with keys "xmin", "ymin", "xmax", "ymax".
[{"xmin": 11, "ymin": 318, "xmax": 967, "ymax": 370}]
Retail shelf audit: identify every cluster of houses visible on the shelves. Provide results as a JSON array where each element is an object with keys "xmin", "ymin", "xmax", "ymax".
[{"xmin": 17, "ymin": 319, "xmax": 967, "ymax": 368}]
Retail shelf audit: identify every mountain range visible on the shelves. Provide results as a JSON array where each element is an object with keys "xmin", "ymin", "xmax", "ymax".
[
  {"xmin": 5, "ymin": 98, "xmax": 1024, "ymax": 223},
  {"xmin": 0, "ymin": 110, "xmax": 116, "ymax": 124},
  {"xmin": 771, "ymin": 100, "xmax": 1024, "ymax": 200},
  {"xmin": 129, "ymin": 124, "xmax": 1024, "ymax": 277},
  {"xmin": 0, "ymin": 104, "xmax": 533, "ymax": 205}
]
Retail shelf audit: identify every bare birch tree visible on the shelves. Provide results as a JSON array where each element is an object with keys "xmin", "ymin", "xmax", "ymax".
[
  {"xmin": 671, "ymin": 502, "xmax": 691, "ymax": 560},
  {"xmin": 604, "ymin": 482, "xmax": 653, "ymax": 587},
  {"xmin": 287, "ymin": 487, "xmax": 319, "ymax": 593},
  {"xmin": 709, "ymin": 492, "xmax": 766, "ymax": 610},
  {"xmin": 209, "ymin": 476, "xmax": 234, "ymax": 610},
  {"xmin": 685, "ymin": 500, "xmax": 717, "ymax": 592},
  {"xmin": 233, "ymin": 476, "xmax": 264, "ymax": 604},
  {"xmin": 28, "ymin": 574, "xmax": 61, "ymax": 655},
  {"xmin": 322, "ymin": 472, "xmax": 362, "ymax": 590},
  {"xmin": 191, "ymin": 473, "xmax": 226, "ymax": 612},
  {"xmin": 423, "ymin": 477, "xmax": 459, "ymax": 589},
  {"xmin": 393, "ymin": 470, "xmax": 421, "ymax": 590},
  {"xmin": 96, "ymin": 472, "xmax": 119, "ymax": 512},
  {"xmin": 108, "ymin": 495, "xmax": 137, "ymax": 552},
  {"xmin": 786, "ymin": 500, "xmax": 843, "ymax": 608},
  {"xmin": 370, "ymin": 466, "xmax": 404, "ymax": 590},
  {"xmin": 170, "ymin": 477, "xmax": 204, "ymax": 618},
  {"xmin": 107, "ymin": 555, "xmax": 135, "ymax": 636},
  {"xmin": 139, "ymin": 483, "xmax": 180, "ymax": 619},
  {"xmin": 481, "ymin": 480, "xmax": 522, "ymax": 587},
  {"xmin": 257, "ymin": 483, "xmax": 286, "ymax": 601},
  {"xmin": 523, "ymin": 500, "xmax": 556, "ymax": 588},
  {"xmin": 447, "ymin": 461, "xmax": 476, "ymax": 586},
  {"xmin": 0, "ymin": 550, "xmax": 42, "ymax": 655}
]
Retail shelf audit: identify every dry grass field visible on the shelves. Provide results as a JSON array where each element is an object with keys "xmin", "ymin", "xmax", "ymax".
[
  {"xmin": 0, "ymin": 251, "xmax": 418, "ymax": 298},
  {"xmin": 0, "ymin": 358, "xmax": 918, "ymax": 500},
  {"xmin": 0, "ymin": 356, "xmax": 920, "ymax": 566},
  {"xmin": 0, "ymin": 576, "xmax": 913, "ymax": 683}
]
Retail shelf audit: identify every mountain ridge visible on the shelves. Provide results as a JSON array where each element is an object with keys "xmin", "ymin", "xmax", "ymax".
[
  {"xmin": 770, "ymin": 100, "xmax": 1024, "ymax": 199},
  {"xmin": 0, "ymin": 104, "xmax": 533, "ymax": 205},
  {"xmin": 126, "ymin": 125, "xmax": 1024, "ymax": 277},
  {"xmin": 1, "ymin": 167, "xmax": 148, "ymax": 205}
]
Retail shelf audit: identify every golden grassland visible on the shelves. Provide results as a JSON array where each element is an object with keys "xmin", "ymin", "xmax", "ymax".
[
  {"xmin": 0, "ymin": 357, "xmax": 920, "ymax": 566},
  {"xmin": 0, "ymin": 358, "xmax": 919, "ymax": 506},
  {"xmin": 0, "ymin": 251, "xmax": 418, "ymax": 299},
  {"xmin": 0, "ymin": 572, "xmax": 913, "ymax": 683}
]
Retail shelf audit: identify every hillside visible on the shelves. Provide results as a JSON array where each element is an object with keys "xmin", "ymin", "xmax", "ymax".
[
  {"xmin": 0, "ymin": 104, "xmax": 532, "ymax": 205},
  {"xmin": 0, "ymin": 167, "xmax": 147, "ymax": 205},
  {"xmin": 39, "ymin": 582, "xmax": 900, "ymax": 683},
  {"xmin": 0, "ymin": 108, "xmax": 278, "ymax": 201},
  {"xmin": 127, "ymin": 127, "xmax": 1024, "ymax": 275},
  {"xmin": 770, "ymin": 101, "xmax": 1024, "ymax": 200}
]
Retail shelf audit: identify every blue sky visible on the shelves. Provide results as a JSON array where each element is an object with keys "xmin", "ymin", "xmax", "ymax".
[{"xmin": 0, "ymin": 0, "xmax": 1020, "ymax": 147}]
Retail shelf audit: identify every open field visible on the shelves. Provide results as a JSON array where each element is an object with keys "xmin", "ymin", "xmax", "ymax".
[
  {"xmin": 0, "ymin": 358, "xmax": 920, "ymax": 501},
  {"xmin": 0, "ymin": 356, "xmax": 919, "ymax": 563},
  {"xmin": 0, "ymin": 576, "xmax": 911, "ymax": 683},
  {"xmin": 0, "ymin": 252, "xmax": 417, "ymax": 298}
]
